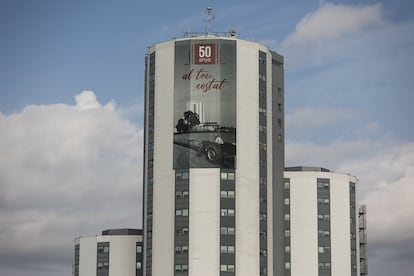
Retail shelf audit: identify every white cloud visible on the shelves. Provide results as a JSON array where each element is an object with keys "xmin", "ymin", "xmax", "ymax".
[
  {"xmin": 0, "ymin": 91, "xmax": 142, "ymax": 274},
  {"xmin": 281, "ymin": 3, "xmax": 385, "ymax": 47}
]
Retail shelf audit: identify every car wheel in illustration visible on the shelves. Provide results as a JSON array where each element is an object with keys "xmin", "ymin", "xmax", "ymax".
[{"xmin": 205, "ymin": 146, "xmax": 221, "ymax": 163}]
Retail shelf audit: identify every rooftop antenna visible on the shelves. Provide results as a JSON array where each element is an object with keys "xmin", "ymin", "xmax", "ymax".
[{"xmin": 206, "ymin": 7, "xmax": 215, "ymax": 35}]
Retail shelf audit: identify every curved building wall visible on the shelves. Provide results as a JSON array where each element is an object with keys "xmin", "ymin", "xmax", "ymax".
[
  {"xmin": 284, "ymin": 168, "xmax": 360, "ymax": 276},
  {"xmin": 74, "ymin": 231, "xmax": 143, "ymax": 276}
]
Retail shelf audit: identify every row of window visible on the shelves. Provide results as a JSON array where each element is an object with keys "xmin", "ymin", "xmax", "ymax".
[
  {"xmin": 318, "ymin": 198, "xmax": 330, "ymax": 204},
  {"xmin": 317, "ymin": 182, "xmax": 330, "ymax": 189},
  {"xmin": 318, "ymin": 246, "xmax": 330, "ymax": 253},
  {"xmin": 220, "ymin": 170, "xmax": 235, "ymax": 275},
  {"xmin": 319, "ymin": 262, "xmax": 331, "ymax": 269},
  {"xmin": 318, "ymin": 214, "xmax": 330, "ymax": 221},
  {"xmin": 220, "ymin": 245, "xmax": 235, "ymax": 254},
  {"xmin": 176, "ymin": 227, "xmax": 189, "ymax": 236},
  {"xmin": 177, "ymin": 190, "xmax": 235, "ymax": 199},
  {"xmin": 175, "ymin": 264, "xmax": 188, "ymax": 272},
  {"xmin": 220, "ymin": 264, "xmax": 235, "ymax": 272},
  {"xmin": 318, "ymin": 230, "xmax": 330, "ymax": 237},
  {"xmin": 221, "ymin": 190, "xmax": 235, "ymax": 198},
  {"xmin": 98, "ymin": 245, "xmax": 109, "ymax": 253},
  {"xmin": 176, "ymin": 209, "xmax": 189, "ymax": 216},
  {"xmin": 176, "ymin": 190, "xmax": 189, "ymax": 198},
  {"xmin": 221, "ymin": 209, "xmax": 235, "ymax": 216},
  {"xmin": 221, "ymin": 227, "xmax": 235, "ymax": 235},
  {"xmin": 97, "ymin": 262, "xmax": 109, "ymax": 269},
  {"xmin": 175, "ymin": 245, "xmax": 188, "ymax": 254},
  {"xmin": 176, "ymin": 172, "xmax": 189, "ymax": 180}
]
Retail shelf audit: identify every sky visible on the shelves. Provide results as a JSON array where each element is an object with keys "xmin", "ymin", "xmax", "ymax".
[{"xmin": 0, "ymin": 0, "xmax": 413, "ymax": 275}]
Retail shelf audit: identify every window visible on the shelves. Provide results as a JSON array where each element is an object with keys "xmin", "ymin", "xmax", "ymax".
[
  {"xmin": 176, "ymin": 191, "xmax": 189, "ymax": 198},
  {"xmin": 319, "ymin": 246, "xmax": 330, "ymax": 253},
  {"xmin": 259, "ymin": 107, "xmax": 267, "ymax": 115},
  {"xmin": 284, "ymin": 214, "xmax": 290, "ymax": 221},
  {"xmin": 284, "ymin": 182, "xmax": 290, "ymax": 189},
  {"xmin": 221, "ymin": 209, "xmax": 234, "ymax": 216},
  {"xmin": 176, "ymin": 227, "xmax": 188, "ymax": 236},
  {"xmin": 175, "ymin": 245, "xmax": 188, "ymax": 254},
  {"xmin": 221, "ymin": 172, "xmax": 235, "ymax": 180},
  {"xmin": 176, "ymin": 209, "xmax": 189, "ymax": 216},
  {"xmin": 284, "ymin": 198, "xmax": 290, "ymax": 205},
  {"xmin": 260, "ymin": 213, "xmax": 267, "ymax": 221},
  {"xmin": 259, "ymin": 55, "xmax": 266, "ymax": 64},
  {"xmin": 285, "ymin": 246, "xmax": 290, "ymax": 253},
  {"xmin": 175, "ymin": 264, "xmax": 188, "ymax": 272},
  {"xmin": 176, "ymin": 172, "xmax": 189, "ymax": 180},
  {"xmin": 136, "ymin": 262, "xmax": 142, "ymax": 269},
  {"xmin": 221, "ymin": 191, "xmax": 235, "ymax": 198},
  {"xmin": 221, "ymin": 245, "xmax": 235, "ymax": 254},
  {"xmin": 285, "ymin": 262, "xmax": 291, "ymax": 270},
  {"xmin": 318, "ymin": 182, "xmax": 329, "ymax": 189},
  {"xmin": 220, "ymin": 226, "xmax": 235, "ymax": 235},
  {"xmin": 220, "ymin": 265, "xmax": 227, "ymax": 272},
  {"xmin": 318, "ymin": 198, "xmax": 330, "ymax": 204},
  {"xmin": 136, "ymin": 245, "xmax": 142, "ymax": 253},
  {"xmin": 318, "ymin": 230, "xmax": 330, "ymax": 237},
  {"xmin": 284, "ymin": 230, "xmax": 290, "ymax": 237},
  {"xmin": 319, "ymin": 262, "xmax": 331, "ymax": 269}
]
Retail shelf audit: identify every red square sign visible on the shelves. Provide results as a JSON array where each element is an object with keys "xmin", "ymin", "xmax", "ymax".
[{"xmin": 194, "ymin": 43, "xmax": 216, "ymax": 64}]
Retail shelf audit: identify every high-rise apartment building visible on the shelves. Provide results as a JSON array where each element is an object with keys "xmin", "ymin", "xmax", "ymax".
[
  {"xmin": 143, "ymin": 33, "xmax": 285, "ymax": 276},
  {"xmin": 284, "ymin": 167, "xmax": 366, "ymax": 276}
]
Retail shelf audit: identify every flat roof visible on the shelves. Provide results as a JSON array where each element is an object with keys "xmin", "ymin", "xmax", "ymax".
[
  {"xmin": 101, "ymin": 228, "xmax": 142, "ymax": 236},
  {"xmin": 285, "ymin": 166, "xmax": 331, "ymax": 172}
]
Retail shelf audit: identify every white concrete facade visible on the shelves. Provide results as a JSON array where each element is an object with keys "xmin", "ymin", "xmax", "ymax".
[
  {"xmin": 143, "ymin": 36, "xmax": 284, "ymax": 276},
  {"xmin": 284, "ymin": 167, "xmax": 360, "ymax": 276}
]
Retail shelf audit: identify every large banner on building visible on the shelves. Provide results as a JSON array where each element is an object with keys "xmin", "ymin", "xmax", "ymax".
[{"xmin": 174, "ymin": 39, "xmax": 236, "ymax": 169}]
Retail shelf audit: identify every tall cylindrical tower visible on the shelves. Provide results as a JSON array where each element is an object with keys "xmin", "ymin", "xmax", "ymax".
[{"xmin": 143, "ymin": 34, "xmax": 284, "ymax": 276}]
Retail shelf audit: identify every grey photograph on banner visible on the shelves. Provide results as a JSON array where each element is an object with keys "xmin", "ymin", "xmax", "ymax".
[{"xmin": 173, "ymin": 39, "xmax": 236, "ymax": 169}]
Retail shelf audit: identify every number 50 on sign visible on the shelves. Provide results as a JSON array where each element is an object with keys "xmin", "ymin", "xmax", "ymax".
[{"xmin": 194, "ymin": 43, "xmax": 216, "ymax": 64}]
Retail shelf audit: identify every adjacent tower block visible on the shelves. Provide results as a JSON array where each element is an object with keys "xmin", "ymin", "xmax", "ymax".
[{"xmin": 143, "ymin": 34, "xmax": 284, "ymax": 276}]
